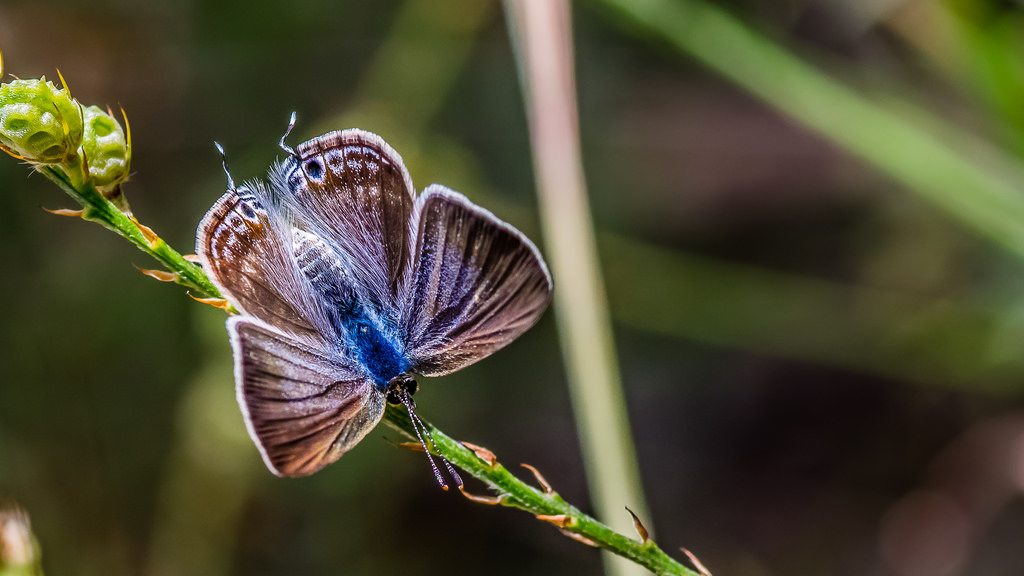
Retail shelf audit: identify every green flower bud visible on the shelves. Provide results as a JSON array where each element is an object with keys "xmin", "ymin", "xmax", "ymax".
[
  {"xmin": 81, "ymin": 105, "xmax": 128, "ymax": 190},
  {"xmin": 0, "ymin": 77, "xmax": 83, "ymax": 164}
]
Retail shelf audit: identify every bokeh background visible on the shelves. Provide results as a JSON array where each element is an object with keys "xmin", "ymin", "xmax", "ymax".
[{"xmin": 4, "ymin": 0, "xmax": 1024, "ymax": 575}]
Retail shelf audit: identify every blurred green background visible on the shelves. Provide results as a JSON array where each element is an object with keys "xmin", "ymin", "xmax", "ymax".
[{"xmin": 4, "ymin": 0, "xmax": 1024, "ymax": 574}]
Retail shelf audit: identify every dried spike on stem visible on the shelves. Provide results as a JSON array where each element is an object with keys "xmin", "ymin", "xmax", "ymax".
[
  {"xmin": 188, "ymin": 294, "xmax": 232, "ymax": 311},
  {"xmin": 135, "ymin": 265, "xmax": 179, "ymax": 282},
  {"xmin": 183, "ymin": 254, "xmax": 201, "ymax": 263},
  {"xmin": 537, "ymin": 514, "xmax": 600, "ymax": 546},
  {"xmin": 129, "ymin": 216, "xmax": 160, "ymax": 247},
  {"xmin": 461, "ymin": 441, "xmax": 498, "ymax": 467},
  {"xmin": 394, "ymin": 441, "xmax": 426, "ymax": 452},
  {"xmin": 1, "ymin": 143, "xmax": 27, "ymax": 160},
  {"xmin": 458, "ymin": 486, "xmax": 505, "ymax": 505},
  {"xmin": 558, "ymin": 528, "xmax": 600, "ymax": 547},
  {"xmin": 520, "ymin": 463, "xmax": 554, "ymax": 494},
  {"xmin": 682, "ymin": 548, "xmax": 712, "ymax": 576},
  {"xmin": 43, "ymin": 207, "xmax": 84, "ymax": 218},
  {"xmin": 535, "ymin": 514, "xmax": 574, "ymax": 528},
  {"xmin": 537, "ymin": 513, "xmax": 600, "ymax": 547},
  {"xmin": 625, "ymin": 506, "xmax": 649, "ymax": 543}
]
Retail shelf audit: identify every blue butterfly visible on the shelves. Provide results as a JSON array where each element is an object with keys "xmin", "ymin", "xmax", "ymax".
[{"xmin": 196, "ymin": 117, "xmax": 552, "ymax": 481}]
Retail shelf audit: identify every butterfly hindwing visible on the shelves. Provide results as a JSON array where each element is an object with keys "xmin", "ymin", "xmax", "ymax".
[
  {"xmin": 402, "ymin": 185, "xmax": 553, "ymax": 376},
  {"xmin": 229, "ymin": 316, "xmax": 385, "ymax": 477},
  {"xmin": 271, "ymin": 130, "xmax": 416, "ymax": 317}
]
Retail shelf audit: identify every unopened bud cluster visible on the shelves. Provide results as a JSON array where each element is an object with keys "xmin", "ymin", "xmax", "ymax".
[{"xmin": 0, "ymin": 76, "xmax": 129, "ymax": 196}]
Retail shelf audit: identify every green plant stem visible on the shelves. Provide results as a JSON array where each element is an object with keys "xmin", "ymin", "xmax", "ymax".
[
  {"xmin": 37, "ymin": 165, "xmax": 222, "ymax": 298},
  {"xmin": 381, "ymin": 405, "xmax": 696, "ymax": 576}
]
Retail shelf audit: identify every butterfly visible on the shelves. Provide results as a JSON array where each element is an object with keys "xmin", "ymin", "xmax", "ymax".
[{"xmin": 196, "ymin": 115, "xmax": 553, "ymax": 482}]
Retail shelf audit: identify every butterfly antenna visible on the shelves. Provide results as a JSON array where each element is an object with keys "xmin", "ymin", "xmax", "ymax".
[
  {"xmin": 424, "ymin": 419, "xmax": 464, "ymax": 489},
  {"xmin": 400, "ymin": 389, "xmax": 463, "ymax": 488},
  {"xmin": 279, "ymin": 111, "xmax": 298, "ymax": 158},
  {"xmin": 213, "ymin": 142, "xmax": 235, "ymax": 190},
  {"xmin": 426, "ymin": 423, "xmax": 464, "ymax": 489},
  {"xmin": 399, "ymin": 391, "xmax": 446, "ymax": 489},
  {"xmin": 399, "ymin": 389, "xmax": 463, "ymax": 490}
]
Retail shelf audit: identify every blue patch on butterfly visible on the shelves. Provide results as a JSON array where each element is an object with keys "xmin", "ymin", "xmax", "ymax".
[{"xmin": 333, "ymin": 302, "xmax": 409, "ymax": 389}]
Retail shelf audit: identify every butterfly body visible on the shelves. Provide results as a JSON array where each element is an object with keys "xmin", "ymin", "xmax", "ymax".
[
  {"xmin": 292, "ymin": 227, "xmax": 410, "ymax": 389},
  {"xmin": 198, "ymin": 126, "xmax": 552, "ymax": 478},
  {"xmin": 339, "ymin": 304, "xmax": 409, "ymax": 390}
]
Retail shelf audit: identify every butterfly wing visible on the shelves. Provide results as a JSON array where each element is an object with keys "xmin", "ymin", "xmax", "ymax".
[
  {"xmin": 229, "ymin": 316, "xmax": 385, "ymax": 477},
  {"xmin": 271, "ymin": 130, "xmax": 416, "ymax": 317},
  {"xmin": 199, "ymin": 184, "xmax": 384, "ymax": 476},
  {"xmin": 402, "ymin": 185, "xmax": 553, "ymax": 377},
  {"xmin": 197, "ymin": 183, "xmax": 333, "ymax": 346}
]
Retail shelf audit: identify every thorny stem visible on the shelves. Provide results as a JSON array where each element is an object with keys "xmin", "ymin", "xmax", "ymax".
[
  {"xmin": 36, "ymin": 164, "xmax": 222, "ymax": 299},
  {"xmin": 22, "ymin": 148, "xmax": 699, "ymax": 576},
  {"xmin": 382, "ymin": 406, "xmax": 698, "ymax": 576}
]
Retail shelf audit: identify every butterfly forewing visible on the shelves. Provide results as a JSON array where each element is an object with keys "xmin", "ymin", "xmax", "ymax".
[
  {"xmin": 271, "ymin": 130, "xmax": 416, "ymax": 317},
  {"xmin": 197, "ymin": 184, "xmax": 334, "ymax": 346},
  {"xmin": 402, "ymin": 185, "xmax": 553, "ymax": 376},
  {"xmin": 230, "ymin": 317, "xmax": 385, "ymax": 477}
]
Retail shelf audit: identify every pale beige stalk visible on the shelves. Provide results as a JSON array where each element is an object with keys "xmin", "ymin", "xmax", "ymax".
[{"xmin": 503, "ymin": 3, "xmax": 650, "ymax": 576}]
